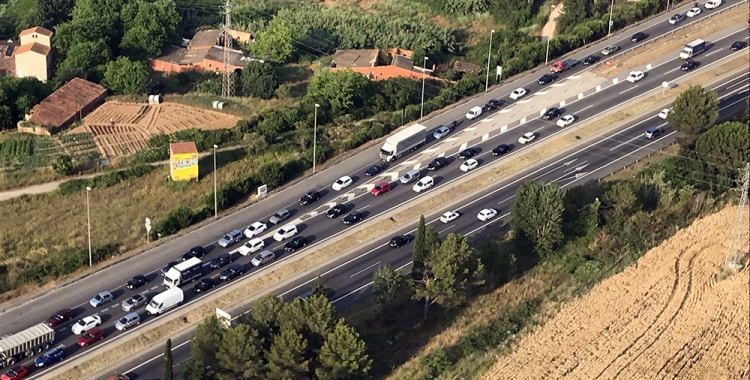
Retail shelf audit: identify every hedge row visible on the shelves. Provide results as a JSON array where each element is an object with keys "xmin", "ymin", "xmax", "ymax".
[{"xmin": 17, "ymin": 243, "xmax": 120, "ymax": 286}]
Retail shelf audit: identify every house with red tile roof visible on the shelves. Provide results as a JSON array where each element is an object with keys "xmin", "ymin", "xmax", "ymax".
[
  {"xmin": 329, "ymin": 48, "xmax": 435, "ymax": 81},
  {"xmin": 14, "ymin": 26, "xmax": 53, "ymax": 82}
]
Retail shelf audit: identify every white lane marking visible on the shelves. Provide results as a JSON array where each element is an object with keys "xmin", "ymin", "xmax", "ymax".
[
  {"xmin": 496, "ymin": 195, "xmax": 515, "ymax": 205},
  {"xmin": 437, "ymin": 152, "xmax": 445, "ymax": 158},
  {"xmin": 482, "ymin": 133, "xmax": 490, "ymax": 141},
  {"xmin": 438, "ymin": 225, "xmax": 455, "ymax": 234},
  {"xmin": 356, "ymin": 205, "xmax": 370, "ymax": 212},
  {"xmin": 382, "ymin": 172, "xmax": 400, "ymax": 181},
  {"xmin": 459, "ymin": 143, "xmax": 468, "ymax": 151},
  {"xmin": 445, "ymin": 137, "xmax": 460, "ymax": 142},
  {"xmin": 341, "ymin": 193, "xmax": 356, "ymax": 202},
  {"xmin": 619, "ymin": 85, "xmax": 638, "ymax": 94},
  {"xmin": 609, "ymin": 133, "xmax": 652, "ymax": 151},
  {"xmin": 517, "ymin": 99, "xmax": 531, "ymax": 104},
  {"xmin": 413, "ymin": 163, "xmax": 421, "ymax": 170},
  {"xmin": 465, "ymin": 127, "xmax": 477, "ymax": 131},
  {"xmin": 480, "ymin": 118, "xmax": 494, "ymax": 123},
  {"xmin": 569, "ymin": 75, "xmax": 581, "ymax": 79},
  {"xmin": 551, "ymin": 83, "xmax": 565, "ymax": 87},
  {"xmin": 349, "ymin": 261, "xmax": 381, "ymax": 278},
  {"xmin": 705, "ymin": 48, "xmax": 723, "ymax": 57},
  {"xmin": 663, "ymin": 67, "xmax": 680, "ymax": 75},
  {"xmin": 498, "ymin": 109, "xmax": 512, "ymax": 113},
  {"xmin": 500, "ymin": 125, "xmax": 507, "ymax": 133},
  {"xmin": 577, "ymin": 104, "xmax": 594, "ymax": 113},
  {"xmin": 535, "ymin": 91, "xmax": 549, "ymax": 95},
  {"xmin": 422, "ymin": 148, "xmax": 438, "ymax": 153},
  {"xmin": 726, "ymin": 80, "xmax": 747, "ymax": 90}
]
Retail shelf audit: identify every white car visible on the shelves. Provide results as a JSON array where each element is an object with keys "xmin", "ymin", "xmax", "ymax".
[
  {"xmin": 440, "ymin": 211, "xmax": 459, "ymax": 223},
  {"xmin": 509, "ymin": 88, "xmax": 527, "ymax": 100},
  {"xmin": 71, "ymin": 315, "xmax": 102, "ymax": 334},
  {"xmin": 704, "ymin": 0, "xmax": 721, "ymax": 9},
  {"xmin": 243, "ymin": 221, "xmax": 267, "ymax": 238},
  {"xmin": 658, "ymin": 108, "xmax": 674, "ymax": 119},
  {"xmin": 465, "ymin": 106, "xmax": 483, "ymax": 120},
  {"xmin": 412, "ymin": 176, "xmax": 434, "ymax": 193},
  {"xmin": 433, "ymin": 126, "xmax": 451, "ymax": 139},
  {"xmin": 477, "ymin": 208, "xmax": 498, "ymax": 221},
  {"xmin": 273, "ymin": 224, "xmax": 298, "ymax": 241},
  {"xmin": 518, "ymin": 132, "xmax": 536, "ymax": 144},
  {"xmin": 332, "ymin": 176, "xmax": 353, "ymax": 191},
  {"xmin": 556, "ymin": 115, "xmax": 575, "ymax": 127},
  {"xmin": 601, "ymin": 45, "xmax": 619, "ymax": 55},
  {"xmin": 626, "ymin": 71, "xmax": 644, "ymax": 83},
  {"xmin": 459, "ymin": 158, "xmax": 479, "ymax": 172},
  {"xmin": 686, "ymin": 6, "xmax": 701, "ymax": 17},
  {"xmin": 238, "ymin": 238, "xmax": 265, "ymax": 256}
]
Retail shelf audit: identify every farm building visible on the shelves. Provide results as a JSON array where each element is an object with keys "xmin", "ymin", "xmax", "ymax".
[
  {"xmin": 150, "ymin": 29, "xmax": 257, "ymax": 74},
  {"xmin": 18, "ymin": 77, "xmax": 107, "ymax": 135},
  {"xmin": 329, "ymin": 48, "xmax": 435, "ymax": 81}
]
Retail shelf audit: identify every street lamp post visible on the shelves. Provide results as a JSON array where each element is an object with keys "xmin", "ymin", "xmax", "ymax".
[
  {"xmin": 485, "ymin": 29, "xmax": 495, "ymax": 92},
  {"xmin": 545, "ymin": 6, "xmax": 554, "ymax": 65},
  {"xmin": 313, "ymin": 103, "xmax": 320, "ymax": 173},
  {"xmin": 608, "ymin": 0, "xmax": 615, "ymax": 35},
  {"xmin": 213, "ymin": 144, "xmax": 218, "ymax": 219},
  {"xmin": 86, "ymin": 186, "xmax": 92, "ymax": 266},
  {"xmin": 420, "ymin": 57, "xmax": 428, "ymax": 121}
]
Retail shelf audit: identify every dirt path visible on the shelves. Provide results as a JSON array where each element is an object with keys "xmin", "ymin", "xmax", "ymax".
[{"xmin": 541, "ymin": 3, "xmax": 564, "ymax": 38}]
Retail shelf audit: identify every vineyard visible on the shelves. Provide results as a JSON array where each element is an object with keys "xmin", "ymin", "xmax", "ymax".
[{"xmin": 0, "ymin": 138, "xmax": 33, "ymax": 158}]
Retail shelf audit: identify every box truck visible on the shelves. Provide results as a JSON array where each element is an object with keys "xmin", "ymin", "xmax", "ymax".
[
  {"xmin": 379, "ymin": 123, "xmax": 427, "ymax": 162},
  {"xmin": 163, "ymin": 257, "xmax": 203, "ymax": 288},
  {"xmin": 0, "ymin": 323, "xmax": 55, "ymax": 367},
  {"xmin": 146, "ymin": 288, "xmax": 184, "ymax": 315},
  {"xmin": 679, "ymin": 39, "xmax": 706, "ymax": 59},
  {"xmin": 550, "ymin": 59, "xmax": 578, "ymax": 73}
]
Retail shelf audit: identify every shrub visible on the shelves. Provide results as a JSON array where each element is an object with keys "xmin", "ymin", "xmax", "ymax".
[
  {"xmin": 255, "ymin": 160, "xmax": 284, "ymax": 188},
  {"xmin": 52, "ymin": 154, "xmax": 74, "ymax": 175},
  {"xmin": 17, "ymin": 244, "xmax": 120, "ymax": 286},
  {"xmin": 57, "ymin": 164, "xmax": 155, "ymax": 195}
]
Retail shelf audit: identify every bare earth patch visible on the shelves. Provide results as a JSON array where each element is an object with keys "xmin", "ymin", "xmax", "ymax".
[
  {"xmin": 540, "ymin": 3, "xmax": 564, "ymax": 38},
  {"xmin": 481, "ymin": 205, "xmax": 750, "ymax": 380}
]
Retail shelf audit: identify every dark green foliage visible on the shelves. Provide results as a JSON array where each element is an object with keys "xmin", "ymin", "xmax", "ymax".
[
  {"xmin": 413, "ymin": 215, "xmax": 428, "ymax": 270},
  {"xmin": 251, "ymin": 19, "xmax": 297, "ymax": 63},
  {"xmin": 37, "ymin": 0, "xmax": 75, "ymax": 29},
  {"xmin": 420, "ymin": 349, "xmax": 452, "ymax": 379},
  {"xmin": 311, "ymin": 276, "xmax": 328, "ymax": 299},
  {"xmin": 152, "ymin": 206, "xmax": 196, "ymax": 237},
  {"xmin": 510, "ymin": 180, "xmax": 565, "ymax": 258},
  {"xmin": 103, "ymin": 56, "xmax": 151, "ymax": 95},
  {"xmin": 556, "ymin": 0, "xmax": 594, "ymax": 34},
  {"xmin": 255, "ymin": 161, "xmax": 284, "ymax": 188},
  {"xmin": 668, "ymin": 85, "xmax": 719, "ymax": 137},
  {"xmin": 56, "ymin": 39, "xmax": 113, "ymax": 83},
  {"xmin": 52, "ymin": 154, "xmax": 74, "ymax": 175},
  {"xmin": 164, "ymin": 338, "xmax": 173, "ymax": 380},
  {"xmin": 305, "ymin": 70, "xmax": 370, "ymax": 118},
  {"xmin": 57, "ymin": 164, "xmax": 155, "ymax": 195},
  {"xmin": 17, "ymin": 243, "xmax": 119, "ymax": 285},
  {"xmin": 241, "ymin": 61, "xmax": 278, "ymax": 99},
  {"xmin": 457, "ymin": 300, "xmax": 540, "ymax": 356},
  {"xmin": 694, "ymin": 121, "xmax": 750, "ymax": 177},
  {"xmin": 315, "ymin": 319, "xmax": 372, "ymax": 380},
  {"xmin": 0, "ymin": 138, "xmax": 33, "ymax": 158},
  {"xmin": 206, "ymin": 176, "xmax": 253, "ymax": 212},
  {"xmin": 0, "ymin": 76, "xmax": 52, "ymax": 130},
  {"xmin": 119, "ymin": 0, "xmax": 181, "ymax": 60}
]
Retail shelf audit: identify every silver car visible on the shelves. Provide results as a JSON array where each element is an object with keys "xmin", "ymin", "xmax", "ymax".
[
  {"xmin": 89, "ymin": 291, "xmax": 113, "ymax": 307},
  {"xmin": 218, "ymin": 229, "xmax": 243, "ymax": 247},
  {"xmin": 269, "ymin": 209, "xmax": 290, "ymax": 225},
  {"xmin": 601, "ymin": 45, "xmax": 619, "ymax": 55},
  {"xmin": 115, "ymin": 312, "xmax": 140, "ymax": 331},
  {"xmin": 121, "ymin": 293, "xmax": 147, "ymax": 312}
]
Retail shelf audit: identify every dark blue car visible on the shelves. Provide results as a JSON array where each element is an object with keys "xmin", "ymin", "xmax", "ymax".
[{"xmin": 35, "ymin": 346, "xmax": 64, "ymax": 367}]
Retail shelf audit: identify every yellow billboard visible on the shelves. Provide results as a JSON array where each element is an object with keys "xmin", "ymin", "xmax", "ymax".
[{"xmin": 171, "ymin": 152, "xmax": 199, "ymax": 181}]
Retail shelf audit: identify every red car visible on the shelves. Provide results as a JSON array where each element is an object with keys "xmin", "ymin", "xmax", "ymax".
[
  {"xmin": 371, "ymin": 182, "xmax": 391, "ymax": 196},
  {"xmin": 45, "ymin": 308, "xmax": 74, "ymax": 327},
  {"xmin": 1, "ymin": 365, "xmax": 28, "ymax": 380},
  {"xmin": 77, "ymin": 328, "xmax": 105, "ymax": 347}
]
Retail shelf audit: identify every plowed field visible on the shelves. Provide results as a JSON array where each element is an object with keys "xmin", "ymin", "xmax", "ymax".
[{"xmin": 482, "ymin": 206, "xmax": 750, "ymax": 380}]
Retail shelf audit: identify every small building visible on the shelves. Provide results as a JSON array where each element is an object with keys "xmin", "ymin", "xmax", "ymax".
[
  {"xmin": 150, "ymin": 29, "xmax": 255, "ymax": 74},
  {"xmin": 452, "ymin": 60, "xmax": 482, "ymax": 75},
  {"xmin": 18, "ymin": 77, "xmax": 107, "ymax": 135},
  {"xmin": 330, "ymin": 49, "xmax": 379, "ymax": 68},
  {"xmin": 329, "ymin": 49, "xmax": 435, "ymax": 81},
  {"xmin": 169, "ymin": 142, "xmax": 199, "ymax": 181},
  {"xmin": 14, "ymin": 26, "xmax": 53, "ymax": 82},
  {"xmin": 0, "ymin": 40, "xmax": 17, "ymax": 76}
]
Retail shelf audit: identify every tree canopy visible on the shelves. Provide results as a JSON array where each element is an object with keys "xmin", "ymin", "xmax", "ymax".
[
  {"xmin": 305, "ymin": 69, "xmax": 370, "ymax": 118},
  {"xmin": 668, "ymin": 85, "xmax": 719, "ymax": 137},
  {"xmin": 103, "ymin": 56, "xmax": 151, "ymax": 95},
  {"xmin": 241, "ymin": 60, "xmax": 278, "ymax": 99},
  {"xmin": 510, "ymin": 180, "xmax": 565, "ymax": 257}
]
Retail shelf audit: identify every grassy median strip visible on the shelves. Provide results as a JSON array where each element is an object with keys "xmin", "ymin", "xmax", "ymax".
[{"xmin": 55, "ymin": 53, "xmax": 749, "ymax": 380}]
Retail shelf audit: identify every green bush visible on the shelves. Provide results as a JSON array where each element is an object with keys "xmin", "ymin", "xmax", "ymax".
[
  {"xmin": 205, "ymin": 176, "xmax": 255, "ymax": 213},
  {"xmin": 255, "ymin": 160, "xmax": 284, "ymax": 188},
  {"xmin": 57, "ymin": 164, "xmax": 155, "ymax": 195},
  {"xmin": 0, "ymin": 138, "xmax": 33, "ymax": 157},
  {"xmin": 17, "ymin": 244, "xmax": 120, "ymax": 286},
  {"xmin": 457, "ymin": 300, "xmax": 540, "ymax": 356}
]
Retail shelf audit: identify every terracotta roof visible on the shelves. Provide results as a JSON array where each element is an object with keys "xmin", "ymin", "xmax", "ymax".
[
  {"xmin": 331, "ymin": 65, "xmax": 430, "ymax": 81},
  {"xmin": 28, "ymin": 78, "xmax": 107, "ymax": 128},
  {"xmin": 170, "ymin": 142, "xmax": 198, "ymax": 155},
  {"xmin": 14, "ymin": 42, "xmax": 50, "ymax": 56},
  {"xmin": 19, "ymin": 26, "xmax": 53, "ymax": 37},
  {"xmin": 331, "ymin": 49, "xmax": 379, "ymax": 68},
  {"xmin": 189, "ymin": 29, "xmax": 222, "ymax": 50}
]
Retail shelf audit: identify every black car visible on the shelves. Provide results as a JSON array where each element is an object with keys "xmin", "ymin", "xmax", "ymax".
[
  {"xmin": 538, "ymin": 73, "xmax": 557, "ymax": 85},
  {"xmin": 582, "ymin": 55, "xmax": 600, "ymax": 65},
  {"xmin": 730, "ymin": 41, "xmax": 747, "ymax": 51},
  {"xmin": 326, "ymin": 204, "xmax": 348, "ymax": 218},
  {"xmin": 491, "ymin": 144, "xmax": 510, "ymax": 156},
  {"xmin": 126, "ymin": 274, "xmax": 148, "ymax": 289},
  {"xmin": 389, "ymin": 235, "xmax": 409, "ymax": 248},
  {"xmin": 299, "ymin": 190, "xmax": 321, "ymax": 206},
  {"xmin": 342, "ymin": 212, "xmax": 363, "ymax": 225},
  {"xmin": 209, "ymin": 253, "xmax": 233, "ymax": 269},
  {"xmin": 364, "ymin": 164, "xmax": 383, "ymax": 176},
  {"xmin": 483, "ymin": 99, "xmax": 502, "ymax": 111},
  {"xmin": 219, "ymin": 264, "xmax": 244, "ymax": 281},
  {"xmin": 285, "ymin": 236, "xmax": 308, "ymax": 252},
  {"xmin": 631, "ymin": 32, "xmax": 647, "ymax": 42},
  {"xmin": 680, "ymin": 59, "xmax": 699, "ymax": 71},
  {"xmin": 542, "ymin": 107, "xmax": 561, "ymax": 120},
  {"xmin": 427, "ymin": 157, "xmax": 448, "ymax": 171},
  {"xmin": 161, "ymin": 260, "xmax": 180, "ymax": 276},
  {"xmin": 193, "ymin": 277, "xmax": 219, "ymax": 293},
  {"xmin": 458, "ymin": 147, "xmax": 478, "ymax": 160},
  {"xmin": 182, "ymin": 246, "xmax": 206, "ymax": 261}
]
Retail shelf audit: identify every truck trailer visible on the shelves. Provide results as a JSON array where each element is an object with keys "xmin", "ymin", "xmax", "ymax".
[
  {"xmin": 550, "ymin": 59, "xmax": 578, "ymax": 73},
  {"xmin": 163, "ymin": 257, "xmax": 203, "ymax": 288},
  {"xmin": 379, "ymin": 123, "xmax": 427, "ymax": 162},
  {"xmin": 679, "ymin": 39, "xmax": 706, "ymax": 59},
  {"xmin": 0, "ymin": 323, "xmax": 55, "ymax": 367}
]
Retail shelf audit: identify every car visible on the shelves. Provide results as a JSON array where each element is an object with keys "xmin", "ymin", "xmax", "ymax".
[
  {"xmin": 238, "ymin": 238, "xmax": 265, "ymax": 256},
  {"xmin": 364, "ymin": 164, "xmax": 383, "ymax": 176},
  {"xmin": 626, "ymin": 71, "xmax": 644, "ymax": 83},
  {"xmin": 730, "ymin": 41, "xmax": 747, "ymax": 50},
  {"xmin": 161, "ymin": 260, "xmax": 180, "ymax": 276},
  {"xmin": 518, "ymin": 132, "xmax": 536, "ymax": 144},
  {"xmin": 538, "ymin": 73, "xmax": 557, "ymax": 85},
  {"xmin": 343, "ymin": 212, "xmax": 363, "ymax": 225},
  {"xmin": 477, "ymin": 208, "xmax": 498, "ymax": 221},
  {"xmin": 125, "ymin": 274, "xmax": 148, "ymax": 290},
  {"xmin": 681, "ymin": 59, "xmax": 699, "ymax": 71},
  {"xmin": 182, "ymin": 246, "xmax": 206, "ymax": 261},
  {"xmin": 465, "ymin": 106, "xmax": 483, "ymax": 120},
  {"xmin": 583, "ymin": 55, "xmax": 600, "ymax": 65},
  {"xmin": 332, "ymin": 176, "xmax": 353, "ymax": 191},
  {"xmin": 89, "ymin": 290, "xmax": 113, "ymax": 307},
  {"xmin": 371, "ymin": 182, "xmax": 391, "ymax": 196},
  {"xmin": 71, "ymin": 315, "xmax": 102, "ymax": 334},
  {"xmin": 77, "ymin": 328, "xmax": 104, "ymax": 347},
  {"xmin": 631, "ymin": 32, "xmax": 647, "ymax": 42},
  {"xmin": 440, "ymin": 211, "xmax": 460, "ymax": 223},
  {"xmin": 601, "ymin": 45, "xmax": 619, "ymax": 56},
  {"xmin": 285, "ymin": 236, "xmax": 308, "ymax": 252},
  {"xmin": 218, "ymin": 229, "xmax": 243, "ymax": 247},
  {"xmin": 509, "ymin": 88, "xmax": 527, "ymax": 100},
  {"xmin": 458, "ymin": 147, "xmax": 478, "ymax": 160},
  {"xmin": 427, "ymin": 157, "xmax": 448, "ymax": 171},
  {"xmin": 491, "ymin": 144, "xmax": 510, "ymax": 156},
  {"xmin": 219, "ymin": 263, "xmax": 244, "ymax": 281},
  {"xmin": 542, "ymin": 107, "xmax": 561, "ymax": 120},
  {"xmin": 484, "ymin": 99, "xmax": 502, "ymax": 111},
  {"xmin": 299, "ymin": 190, "xmax": 321, "ymax": 206},
  {"xmin": 115, "ymin": 312, "xmax": 141, "ymax": 331},
  {"xmin": 1, "ymin": 365, "xmax": 28, "ymax": 380},
  {"xmin": 668, "ymin": 13, "xmax": 685, "ymax": 24},
  {"xmin": 35, "ymin": 347, "xmax": 64, "ymax": 367},
  {"xmin": 251, "ymin": 250, "xmax": 276, "ymax": 267},
  {"xmin": 209, "ymin": 253, "xmax": 233, "ymax": 269},
  {"xmin": 269, "ymin": 209, "xmax": 290, "ymax": 225},
  {"xmin": 645, "ymin": 127, "xmax": 664, "ymax": 138},
  {"xmin": 105, "ymin": 375, "xmax": 131, "ymax": 380},
  {"xmin": 45, "ymin": 308, "xmax": 74, "ymax": 327},
  {"xmin": 193, "ymin": 277, "xmax": 219, "ymax": 293},
  {"xmin": 686, "ymin": 6, "xmax": 701, "ymax": 17},
  {"xmin": 433, "ymin": 126, "xmax": 451, "ymax": 139},
  {"xmin": 658, "ymin": 108, "xmax": 674, "ymax": 119},
  {"xmin": 704, "ymin": 0, "xmax": 721, "ymax": 9},
  {"xmin": 412, "ymin": 176, "xmax": 434, "ymax": 193},
  {"xmin": 273, "ymin": 224, "xmax": 298, "ymax": 241},
  {"xmin": 326, "ymin": 204, "xmax": 348, "ymax": 218},
  {"xmin": 389, "ymin": 235, "xmax": 409, "ymax": 248},
  {"xmin": 459, "ymin": 159, "xmax": 479, "ymax": 172},
  {"xmin": 121, "ymin": 293, "xmax": 147, "ymax": 312},
  {"xmin": 244, "ymin": 221, "xmax": 268, "ymax": 238},
  {"xmin": 556, "ymin": 114, "xmax": 575, "ymax": 127}
]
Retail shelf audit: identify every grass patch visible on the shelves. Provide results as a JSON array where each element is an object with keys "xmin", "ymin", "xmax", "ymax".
[{"xmin": 162, "ymin": 93, "xmax": 298, "ymax": 119}]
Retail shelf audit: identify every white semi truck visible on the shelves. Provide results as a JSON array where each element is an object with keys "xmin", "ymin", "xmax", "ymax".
[
  {"xmin": 379, "ymin": 123, "xmax": 427, "ymax": 162},
  {"xmin": 163, "ymin": 257, "xmax": 203, "ymax": 288},
  {"xmin": 0, "ymin": 323, "xmax": 55, "ymax": 367}
]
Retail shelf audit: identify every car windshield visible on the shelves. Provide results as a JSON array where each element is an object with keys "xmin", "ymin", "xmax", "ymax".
[
  {"xmin": 221, "ymin": 235, "xmax": 230, "ymax": 240},
  {"xmin": 94, "ymin": 295, "xmax": 102, "ymax": 301}
]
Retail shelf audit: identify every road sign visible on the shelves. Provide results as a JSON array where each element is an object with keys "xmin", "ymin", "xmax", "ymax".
[
  {"xmin": 258, "ymin": 184, "xmax": 268, "ymax": 197},
  {"xmin": 605, "ymin": 59, "xmax": 612, "ymax": 67},
  {"xmin": 145, "ymin": 217, "xmax": 151, "ymax": 232}
]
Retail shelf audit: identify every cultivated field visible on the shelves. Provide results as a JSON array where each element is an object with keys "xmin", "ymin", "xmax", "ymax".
[
  {"xmin": 70, "ymin": 101, "xmax": 240, "ymax": 157},
  {"xmin": 482, "ymin": 206, "xmax": 750, "ymax": 380}
]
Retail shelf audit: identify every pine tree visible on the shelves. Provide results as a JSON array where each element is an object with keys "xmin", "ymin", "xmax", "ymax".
[
  {"xmin": 216, "ymin": 324, "xmax": 262, "ymax": 379},
  {"xmin": 315, "ymin": 319, "xmax": 372, "ymax": 380},
  {"xmin": 413, "ymin": 215, "xmax": 427, "ymax": 269},
  {"xmin": 163, "ymin": 338, "xmax": 173, "ymax": 380},
  {"xmin": 266, "ymin": 326, "xmax": 310, "ymax": 379}
]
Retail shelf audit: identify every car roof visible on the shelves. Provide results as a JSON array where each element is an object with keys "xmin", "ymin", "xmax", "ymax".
[{"xmin": 646, "ymin": 127, "xmax": 659, "ymax": 132}]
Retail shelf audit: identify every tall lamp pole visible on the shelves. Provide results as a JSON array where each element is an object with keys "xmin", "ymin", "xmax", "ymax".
[
  {"xmin": 608, "ymin": 0, "xmax": 615, "ymax": 35},
  {"xmin": 86, "ymin": 186, "xmax": 92, "ymax": 266},
  {"xmin": 213, "ymin": 144, "xmax": 218, "ymax": 219},
  {"xmin": 420, "ymin": 56, "xmax": 428, "ymax": 121},
  {"xmin": 485, "ymin": 29, "xmax": 495, "ymax": 92},
  {"xmin": 545, "ymin": 5, "xmax": 554, "ymax": 65},
  {"xmin": 313, "ymin": 103, "xmax": 320, "ymax": 173}
]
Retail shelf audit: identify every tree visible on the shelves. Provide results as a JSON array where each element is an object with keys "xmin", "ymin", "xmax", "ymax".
[
  {"xmin": 56, "ymin": 39, "xmax": 112, "ymax": 83},
  {"xmin": 37, "ymin": 0, "xmax": 75, "ymax": 29},
  {"xmin": 190, "ymin": 315, "xmax": 226, "ymax": 370},
  {"xmin": 163, "ymin": 338, "xmax": 173, "ymax": 380},
  {"xmin": 695, "ymin": 121, "xmax": 750, "ymax": 171},
  {"xmin": 265, "ymin": 326, "xmax": 310, "ymax": 379},
  {"xmin": 311, "ymin": 275, "xmax": 328, "ymax": 299},
  {"xmin": 372, "ymin": 265, "xmax": 405, "ymax": 308},
  {"xmin": 668, "ymin": 85, "xmax": 719, "ymax": 137},
  {"xmin": 241, "ymin": 60, "xmax": 278, "ymax": 99},
  {"xmin": 216, "ymin": 324, "xmax": 262, "ymax": 379},
  {"xmin": 556, "ymin": 0, "xmax": 594, "ymax": 33},
  {"xmin": 119, "ymin": 0, "xmax": 181, "ymax": 60},
  {"xmin": 315, "ymin": 319, "xmax": 372, "ymax": 380},
  {"xmin": 378, "ymin": 77, "xmax": 417, "ymax": 110},
  {"xmin": 305, "ymin": 69, "xmax": 370, "ymax": 118},
  {"xmin": 413, "ymin": 215, "xmax": 428, "ymax": 270},
  {"xmin": 510, "ymin": 180, "xmax": 565, "ymax": 258},
  {"xmin": 52, "ymin": 155, "xmax": 74, "ymax": 175},
  {"xmin": 103, "ymin": 56, "xmax": 150, "ymax": 95},
  {"xmin": 251, "ymin": 19, "xmax": 296, "ymax": 63}
]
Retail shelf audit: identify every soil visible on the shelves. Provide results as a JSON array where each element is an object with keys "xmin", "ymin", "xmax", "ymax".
[
  {"xmin": 481, "ymin": 205, "xmax": 750, "ymax": 380},
  {"xmin": 541, "ymin": 3, "xmax": 564, "ymax": 38}
]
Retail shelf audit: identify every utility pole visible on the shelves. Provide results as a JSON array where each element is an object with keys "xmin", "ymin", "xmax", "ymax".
[
  {"xmin": 221, "ymin": 0, "xmax": 235, "ymax": 97},
  {"xmin": 725, "ymin": 163, "xmax": 750, "ymax": 270},
  {"xmin": 485, "ymin": 30, "xmax": 495, "ymax": 92}
]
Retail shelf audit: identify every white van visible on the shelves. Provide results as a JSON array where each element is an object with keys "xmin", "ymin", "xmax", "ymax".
[
  {"xmin": 146, "ymin": 288, "xmax": 184, "ymax": 315},
  {"xmin": 412, "ymin": 176, "xmax": 434, "ymax": 193}
]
